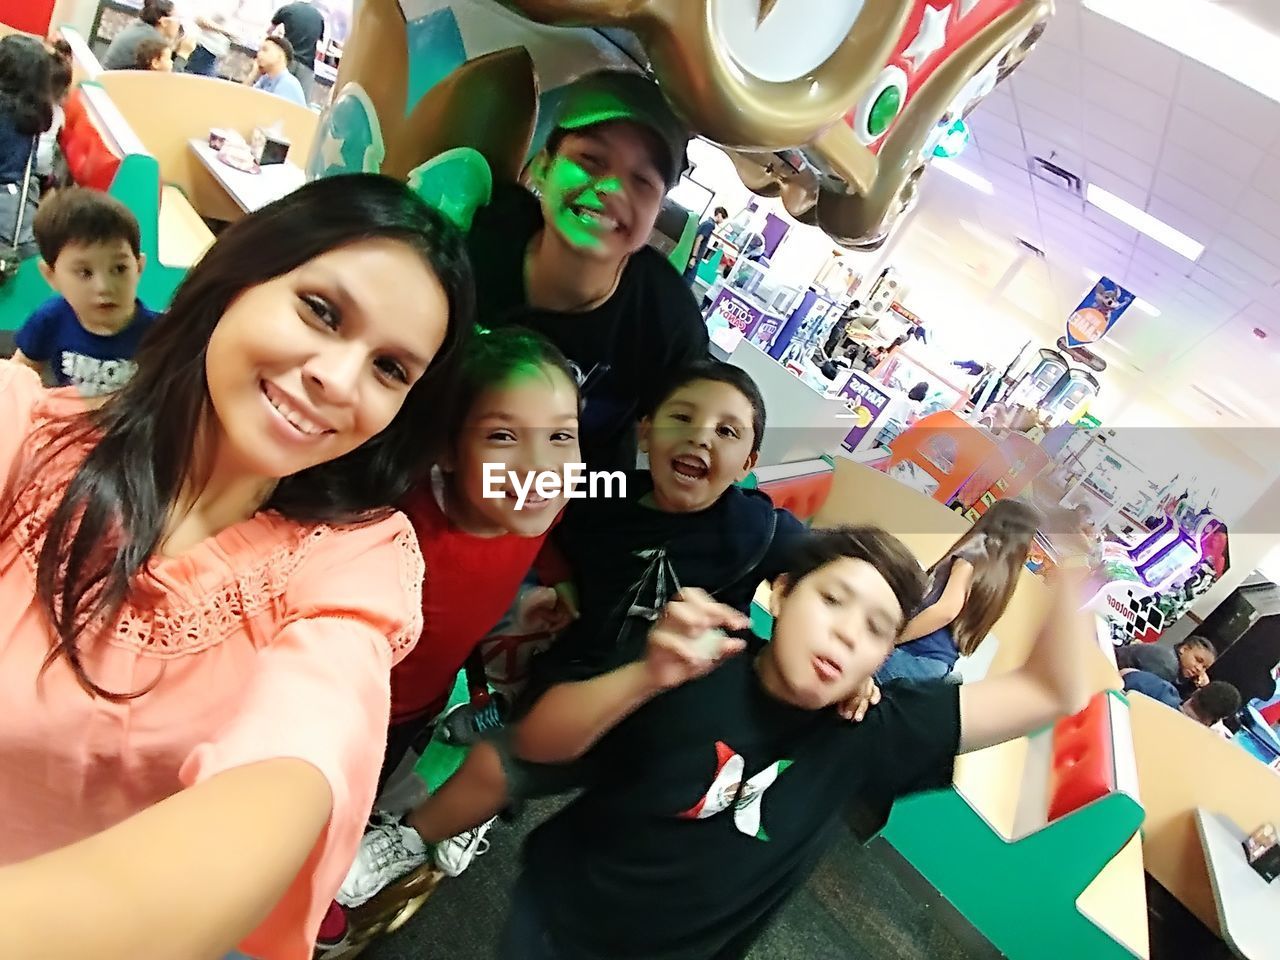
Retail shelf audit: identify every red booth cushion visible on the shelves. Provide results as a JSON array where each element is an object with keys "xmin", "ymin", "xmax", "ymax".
[{"xmin": 1046, "ymin": 690, "xmax": 1117, "ymax": 823}]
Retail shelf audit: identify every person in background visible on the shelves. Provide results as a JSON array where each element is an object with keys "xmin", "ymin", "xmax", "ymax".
[
  {"xmin": 0, "ymin": 34, "xmax": 54, "ymax": 261},
  {"xmin": 250, "ymin": 35, "xmax": 307, "ymax": 107},
  {"xmin": 683, "ymin": 204, "xmax": 727, "ymax": 284},
  {"xmin": 876, "ymin": 499, "xmax": 1040, "ymax": 683},
  {"xmin": 270, "ymin": 0, "xmax": 325, "ymax": 102},
  {"xmin": 11, "ymin": 188, "xmax": 157, "ymax": 396},
  {"xmin": 1122, "ymin": 672, "xmax": 1241, "ymax": 735},
  {"xmin": 132, "ymin": 37, "xmax": 175, "ymax": 72},
  {"xmin": 102, "ymin": 0, "xmax": 180, "ymax": 70},
  {"xmin": 35, "ymin": 42, "xmax": 71, "ymax": 192},
  {"xmin": 181, "ymin": 1, "xmax": 242, "ymax": 78},
  {"xmin": 1116, "ymin": 635, "xmax": 1217, "ymax": 695}
]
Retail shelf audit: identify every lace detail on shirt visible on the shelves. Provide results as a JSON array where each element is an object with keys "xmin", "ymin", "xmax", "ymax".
[
  {"xmin": 391, "ymin": 525, "xmax": 425, "ymax": 657},
  {"xmin": 9, "ymin": 401, "xmax": 423, "ymax": 659}
]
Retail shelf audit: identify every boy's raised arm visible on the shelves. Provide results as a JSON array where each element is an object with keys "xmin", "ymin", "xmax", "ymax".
[
  {"xmin": 956, "ymin": 570, "xmax": 1099, "ymax": 754},
  {"xmin": 513, "ymin": 590, "xmax": 749, "ymax": 764}
]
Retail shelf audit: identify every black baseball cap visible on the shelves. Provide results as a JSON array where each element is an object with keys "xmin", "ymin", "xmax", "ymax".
[{"xmin": 549, "ymin": 69, "xmax": 691, "ymax": 190}]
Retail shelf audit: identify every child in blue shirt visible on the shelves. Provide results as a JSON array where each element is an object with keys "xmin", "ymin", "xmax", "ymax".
[{"xmin": 13, "ymin": 187, "xmax": 157, "ymax": 396}]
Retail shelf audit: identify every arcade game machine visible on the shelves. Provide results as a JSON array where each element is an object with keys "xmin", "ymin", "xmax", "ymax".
[
  {"xmin": 1006, "ymin": 348, "xmax": 1069, "ymax": 411},
  {"xmin": 1042, "ymin": 369, "xmax": 1100, "ymax": 426},
  {"xmin": 1086, "ymin": 510, "xmax": 1230, "ymax": 646}
]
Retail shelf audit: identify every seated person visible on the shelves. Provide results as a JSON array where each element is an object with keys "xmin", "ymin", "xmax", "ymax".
[
  {"xmin": 1122, "ymin": 671, "xmax": 1240, "ymax": 735},
  {"xmin": 1115, "ymin": 635, "xmax": 1216, "ymax": 693},
  {"xmin": 12, "ymin": 188, "xmax": 157, "ymax": 397},
  {"xmin": 132, "ymin": 36, "xmax": 174, "ymax": 71},
  {"xmin": 249, "ymin": 35, "xmax": 307, "ymax": 107},
  {"xmin": 496, "ymin": 533, "xmax": 1097, "ymax": 959}
]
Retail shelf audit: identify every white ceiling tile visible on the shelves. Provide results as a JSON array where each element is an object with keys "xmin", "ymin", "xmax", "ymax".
[
  {"xmin": 1205, "ymin": 237, "xmax": 1280, "ymax": 286},
  {"xmin": 1143, "ymin": 195, "xmax": 1223, "ymax": 249},
  {"xmin": 1018, "ymin": 107, "xmax": 1086, "ymax": 155},
  {"xmin": 1089, "ymin": 121, "xmax": 1165, "ymax": 168},
  {"xmin": 1079, "ymin": 10, "xmax": 1182, "ymax": 94},
  {"xmin": 1133, "ymin": 233, "xmax": 1204, "ymax": 269},
  {"xmin": 1165, "ymin": 107, "xmax": 1265, "ymax": 178},
  {"xmin": 1175, "ymin": 58, "xmax": 1280, "ymax": 151},
  {"xmin": 1218, "ymin": 215, "xmax": 1280, "ymax": 268},
  {"xmin": 1081, "ymin": 67, "xmax": 1173, "ymax": 135},
  {"xmin": 1085, "ymin": 165, "xmax": 1151, "ymax": 208},
  {"xmin": 1190, "ymin": 263, "xmax": 1263, "ymax": 307},
  {"xmin": 1038, "ymin": 2, "xmax": 1080, "ymax": 49},
  {"xmin": 1010, "ymin": 73, "xmax": 1081, "ymax": 125},
  {"xmin": 1150, "ymin": 172, "xmax": 1233, "ymax": 230},
  {"xmin": 1231, "ymin": 189, "xmax": 1280, "ymax": 240},
  {"xmin": 968, "ymin": 113, "xmax": 1024, "ymax": 151},
  {"xmin": 1018, "ymin": 42, "xmax": 1082, "ymax": 90},
  {"xmin": 1083, "ymin": 204, "xmax": 1139, "ymax": 245},
  {"xmin": 1158, "ymin": 144, "xmax": 1245, "ymax": 207},
  {"xmin": 1083, "ymin": 142, "xmax": 1155, "ymax": 191},
  {"xmin": 1129, "ymin": 246, "xmax": 1192, "ymax": 285},
  {"xmin": 971, "ymin": 89, "xmax": 1019, "ymax": 124},
  {"xmin": 980, "ymin": 137, "xmax": 1030, "ymax": 166},
  {"xmin": 1247, "ymin": 164, "xmax": 1280, "ymax": 205}
]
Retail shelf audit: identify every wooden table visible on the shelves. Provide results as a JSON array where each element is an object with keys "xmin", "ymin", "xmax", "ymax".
[
  {"xmin": 187, "ymin": 139, "xmax": 305, "ymax": 215},
  {"xmin": 1195, "ymin": 808, "xmax": 1280, "ymax": 960}
]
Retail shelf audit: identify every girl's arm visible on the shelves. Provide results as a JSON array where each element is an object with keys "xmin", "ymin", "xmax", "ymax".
[
  {"xmin": 896, "ymin": 559, "xmax": 973, "ymax": 644},
  {"xmin": 0, "ymin": 758, "xmax": 331, "ymax": 960}
]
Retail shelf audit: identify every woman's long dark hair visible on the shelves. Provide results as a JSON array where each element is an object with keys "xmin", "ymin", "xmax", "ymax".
[
  {"xmin": 0, "ymin": 35, "xmax": 54, "ymax": 137},
  {"xmin": 16, "ymin": 174, "xmax": 474, "ymax": 699}
]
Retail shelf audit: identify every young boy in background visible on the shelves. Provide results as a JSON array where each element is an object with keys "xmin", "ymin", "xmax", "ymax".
[
  {"xmin": 500, "ymin": 532, "xmax": 1096, "ymax": 959},
  {"xmin": 12, "ymin": 188, "xmax": 157, "ymax": 397}
]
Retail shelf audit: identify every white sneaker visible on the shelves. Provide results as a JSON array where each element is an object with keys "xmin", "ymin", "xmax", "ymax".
[
  {"xmin": 337, "ymin": 814, "xmax": 429, "ymax": 908},
  {"xmin": 431, "ymin": 817, "xmax": 496, "ymax": 877}
]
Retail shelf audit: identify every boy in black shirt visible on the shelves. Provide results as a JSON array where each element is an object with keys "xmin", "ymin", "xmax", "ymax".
[
  {"xmin": 504, "ymin": 531, "xmax": 1097, "ymax": 960},
  {"xmin": 468, "ymin": 69, "xmax": 709, "ymax": 473}
]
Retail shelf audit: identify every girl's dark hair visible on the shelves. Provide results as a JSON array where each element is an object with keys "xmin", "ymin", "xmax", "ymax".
[
  {"xmin": 448, "ymin": 325, "xmax": 581, "ymax": 452},
  {"xmin": 139, "ymin": 0, "xmax": 175, "ymax": 26},
  {"xmin": 0, "ymin": 35, "xmax": 54, "ymax": 136},
  {"xmin": 645, "ymin": 359, "xmax": 767, "ymax": 455},
  {"xmin": 12, "ymin": 174, "xmax": 474, "ymax": 700},
  {"xmin": 779, "ymin": 526, "xmax": 926, "ymax": 627},
  {"xmin": 940, "ymin": 498, "xmax": 1041, "ymax": 655}
]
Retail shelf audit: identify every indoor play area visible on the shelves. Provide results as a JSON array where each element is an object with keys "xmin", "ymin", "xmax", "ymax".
[{"xmin": 3, "ymin": 1, "xmax": 1280, "ymax": 959}]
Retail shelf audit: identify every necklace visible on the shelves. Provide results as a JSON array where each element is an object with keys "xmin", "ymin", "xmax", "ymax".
[{"xmin": 525, "ymin": 234, "xmax": 625, "ymax": 313}]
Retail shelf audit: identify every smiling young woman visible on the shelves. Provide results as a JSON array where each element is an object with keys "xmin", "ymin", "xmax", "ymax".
[{"xmin": 0, "ymin": 173, "xmax": 474, "ymax": 960}]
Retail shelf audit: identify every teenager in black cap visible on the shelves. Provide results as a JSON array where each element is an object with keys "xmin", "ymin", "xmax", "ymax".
[{"xmin": 467, "ymin": 69, "xmax": 710, "ymax": 473}]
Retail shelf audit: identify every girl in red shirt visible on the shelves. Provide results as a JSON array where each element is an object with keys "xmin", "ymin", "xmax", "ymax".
[{"xmin": 334, "ymin": 327, "xmax": 581, "ymax": 915}]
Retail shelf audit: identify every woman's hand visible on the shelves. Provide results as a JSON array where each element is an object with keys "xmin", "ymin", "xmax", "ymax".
[
  {"xmin": 645, "ymin": 589, "xmax": 749, "ymax": 691},
  {"xmin": 837, "ymin": 676, "xmax": 880, "ymax": 722}
]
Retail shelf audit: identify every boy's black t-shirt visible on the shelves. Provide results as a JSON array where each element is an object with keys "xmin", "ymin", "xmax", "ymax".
[
  {"xmin": 531, "ymin": 473, "xmax": 809, "ymax": 689},
  {"xmin": 522, "ymin": 644, "xmax": 961, "ymax": 960},
  {"xmin": 467, "ymin": 184, "xmax": 710, "ymax": 473}
]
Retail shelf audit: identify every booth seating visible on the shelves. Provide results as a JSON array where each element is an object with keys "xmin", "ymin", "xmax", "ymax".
[
  {"xmin": 749, "ymin": 458, "xmax": 835, "ymax": 521},
  {"xmin": 805, "ymin": 457, "xmax": 1150, "ymax": 960},
  {"xmin": 0, "ymin": 80, "xmax": 213, "ymax": 329},
  {"xmin": 94, "ymin": 70, "xmax": 318, "ymax": 224},
  {"xmin": 59, "ymin": 83, "xmax": 213, "ymax": 272},
  {"xmin": 1128, "ymin": 693, "xmax": 1280, "ymax": 943}
]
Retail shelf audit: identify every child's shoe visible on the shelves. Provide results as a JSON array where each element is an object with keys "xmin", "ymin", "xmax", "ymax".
[
  {"xmin": 432, "ymin": 816, "xmax": 496, "ymax": 877},
  {"xmin": 337, "ymin": 813, "xmax": 429, "ymax": 909},
  {"xmin": 435, "ymin": 694, "xmax": 508, "ymax": 746}
]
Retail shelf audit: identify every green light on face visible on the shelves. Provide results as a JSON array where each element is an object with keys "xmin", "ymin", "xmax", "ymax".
[{"xmin": 868, "ymin": 86, "xmax": 903, "ymax": 138}]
